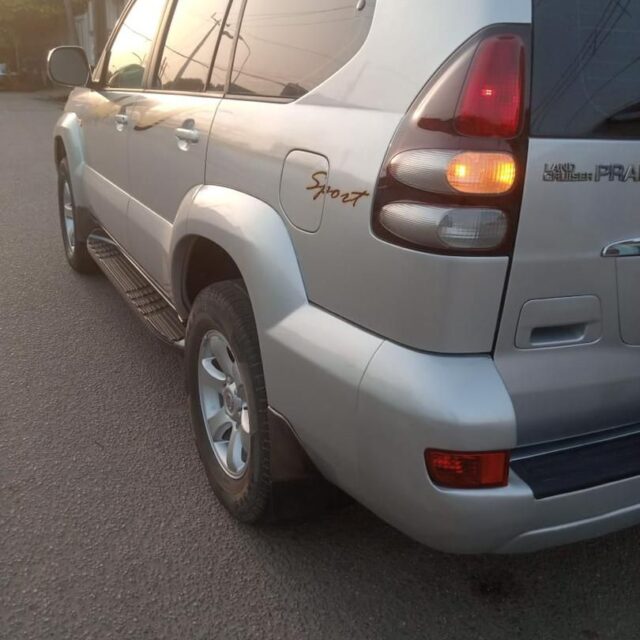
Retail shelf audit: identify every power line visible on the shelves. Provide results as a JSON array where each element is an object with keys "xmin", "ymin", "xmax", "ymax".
[{"xmin": 240, "ymin": 4, "xmax": 354, "ymax": 22}]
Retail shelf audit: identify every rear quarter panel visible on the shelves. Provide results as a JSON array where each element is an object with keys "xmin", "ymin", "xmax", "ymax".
[{"xmin": 206, "ymin": 0, "xmax": 532, "ymax": 353}]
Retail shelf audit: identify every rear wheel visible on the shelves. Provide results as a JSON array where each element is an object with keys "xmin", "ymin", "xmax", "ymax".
[
  {"xmin": 186, "ymin": 281, "xmax": 272, "ymax": 523},
  {"xmin": 57, "ymin": 158, "xmax": 96, "ymax": 274}
]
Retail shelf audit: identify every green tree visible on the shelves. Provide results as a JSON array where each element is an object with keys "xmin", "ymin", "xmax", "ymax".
[
  {"xmin": 0, "ymin": 0, "xmax": 86, "ymax": 33},
  {"xmin": 0, "ymin": 0, "xmax": 86, "ymax": 68}
]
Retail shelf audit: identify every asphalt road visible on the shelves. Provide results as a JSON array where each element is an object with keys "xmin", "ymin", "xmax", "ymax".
[{"xmin": 2, "ymin": 92, "xmax": 640, "ymax": 640}]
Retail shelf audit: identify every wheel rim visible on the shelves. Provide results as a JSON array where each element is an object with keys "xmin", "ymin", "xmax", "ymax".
[
  {"xmin": 197, "ymin": 330, "xmax": 251, "ymax": 479},
  {"xmin": 62, "ymin": 180, "xmax": 76, "ymax": 252}
]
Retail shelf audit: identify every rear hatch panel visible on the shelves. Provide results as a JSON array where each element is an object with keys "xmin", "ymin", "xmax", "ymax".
[{"xmin": 495, "ymin": 1, "xmax": 640, "ymax": 446}]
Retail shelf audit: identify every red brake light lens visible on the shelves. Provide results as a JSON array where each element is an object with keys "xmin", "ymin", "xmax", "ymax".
[
  {"xmin": 455, "ymin": 35, "xmax": 525, "ymax": 138},
  {"xmin": 425, "ymin": 450, "xmax": 510, "ymax": 489}
]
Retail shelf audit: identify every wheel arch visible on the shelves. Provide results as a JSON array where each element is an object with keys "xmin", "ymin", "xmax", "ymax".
[
  {"xmin": 54, "ymin": 136, "xmax": 66, "ymax": 165},
  {"xmin": 171, "ymin": 185, "xmax": 308, "ymax": 335},
  {"xmin": 53, "ymin": 112, "xmax": 88, "ymax": 208},
  {"xmin": 179, "ymin": 236, "xmax": 243, "ymax": 309}
]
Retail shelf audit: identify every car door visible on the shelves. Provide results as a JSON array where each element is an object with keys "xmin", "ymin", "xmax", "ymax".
[
  {"xmin": 126, "ymin": 0, "xmax": 240, "ymax": 293},
  {"xmin": 81, "ymin": 0, "xmax": 167, "ymax": 248}
]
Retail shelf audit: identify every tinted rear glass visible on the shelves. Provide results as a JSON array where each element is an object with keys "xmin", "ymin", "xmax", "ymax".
[
  {"xmin": 228, "ymin": 0, "xmax": 376, "ymax": 100},
  {"xmin": 531, "ymin": 0, "xmax": 640, "ymax": 138}
]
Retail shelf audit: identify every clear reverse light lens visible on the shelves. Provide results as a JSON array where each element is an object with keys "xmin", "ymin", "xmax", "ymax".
[
  {"xmin": 438, "ymin": 207, "xmax": 508, "ymax": 249},
  {"xmin": 380, "ymin": 202, "xmax": 508, "ymax": 251}
]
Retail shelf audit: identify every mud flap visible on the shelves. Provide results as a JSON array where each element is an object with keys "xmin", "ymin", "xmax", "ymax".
[{"xmin": 268, "ymin": 408, "xmax": 350, "ymax": 520}]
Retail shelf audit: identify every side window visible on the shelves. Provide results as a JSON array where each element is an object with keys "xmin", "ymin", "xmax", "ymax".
[
  {"xmin": 155, "ymin": 0, "xmax": 231, "ymax": 92},
  {"xmin": 208, "ymin": 0, "xmax": 244, "ymax": 92},
  {"xmin": 229, "ymin": 0, "xmax": 376, "ymax": 100},
  {"xmin": 105, "ymin": 0, "xmax": 166, "ymax": 89}
]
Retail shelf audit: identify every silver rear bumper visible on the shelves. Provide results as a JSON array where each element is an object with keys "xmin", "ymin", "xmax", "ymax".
[{"xmin": 265, "ymin": 305, "xmax": 640, "ymax": 553}]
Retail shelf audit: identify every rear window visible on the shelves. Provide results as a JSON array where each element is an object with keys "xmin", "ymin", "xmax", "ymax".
[
  {"xmin": 531, "ymin": 0, "xmax": 640, "ymax": 138},
  {"xmin": 228, "ymin": 0, "xmax": 376, "ymax": 100}
]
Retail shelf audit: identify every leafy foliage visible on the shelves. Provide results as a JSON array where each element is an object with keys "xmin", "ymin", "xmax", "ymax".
[
  {"xmin": 0, "ymin": 0, "xmax": 85, "ymax": 33},
  {"xmin": 0, "ymin": 0, "xmax": 87, "ymax": 67}
]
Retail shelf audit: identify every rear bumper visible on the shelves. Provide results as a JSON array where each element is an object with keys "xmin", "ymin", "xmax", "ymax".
[
  {"xmin": 356, "ymin": 340, "xmax": 640, "ymax": 553},
  {"xmin": 266, "ymin": 306, "xmax": 640, "ymax": 553},
  {"xmin": 497, "ymin": 485, "xmax": 640, "ymax": 553}
]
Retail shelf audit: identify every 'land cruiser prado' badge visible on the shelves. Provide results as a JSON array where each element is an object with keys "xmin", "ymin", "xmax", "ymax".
[{"xmin": 543, "ymin": 163, "xmax": 640, "ymax": 183}]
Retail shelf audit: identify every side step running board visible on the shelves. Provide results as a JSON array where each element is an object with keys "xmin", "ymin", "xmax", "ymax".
[{"xmin": 87, "ymin": 232, "xmax": 185, "ymax": 346}]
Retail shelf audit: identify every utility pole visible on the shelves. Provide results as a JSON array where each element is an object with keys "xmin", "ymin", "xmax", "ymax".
[{"xmin": 62, "ymin": 0, "xmax": 79, "ymax": 45}]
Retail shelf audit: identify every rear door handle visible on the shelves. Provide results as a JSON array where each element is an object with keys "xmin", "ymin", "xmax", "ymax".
[
  {"xmin": 602, "ymin": 238, "xmax": 640, "ymax": 257},
  {"xmin": 175, "ymin": 127, "xmax": 200, "ymax": 144},
  {"xmin": 115, "ymin": 113, "xmax": 128, "ymax": 131}
]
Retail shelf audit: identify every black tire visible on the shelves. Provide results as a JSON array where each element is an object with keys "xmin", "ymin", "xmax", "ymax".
[
  {"xmin": 57, "ymin": 158, "xmax": 97, "ymax": 274},
  {"xmin": 186, "ymin": 281, "xmax": 272, "ymax": 523}
]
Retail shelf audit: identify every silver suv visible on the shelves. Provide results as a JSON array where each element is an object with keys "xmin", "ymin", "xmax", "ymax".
[{"xmin": 47, "ymin": 0, "xmax": 640, "ymax": 553}]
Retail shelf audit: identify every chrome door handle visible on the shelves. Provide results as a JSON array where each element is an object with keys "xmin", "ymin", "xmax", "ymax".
[
  {"xmin": 602, "ymin": 238, "xmax": 640, "ymax": 257},
  {"xmin": 175, "ymin": 127, "xmax": 199, "ymax": 144},
  {"xmin": 115, "ymin": 113, "xmax": 128, "ymax": 131}
]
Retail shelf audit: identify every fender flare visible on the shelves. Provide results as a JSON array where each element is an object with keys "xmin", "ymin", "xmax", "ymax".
[
  {"xmin": 54, "ymin": 112, "xmax": 88, "ymax": 209},
  {"xmin": 170, "ymin": 185, "xmax": 308, "ymax": 334}
]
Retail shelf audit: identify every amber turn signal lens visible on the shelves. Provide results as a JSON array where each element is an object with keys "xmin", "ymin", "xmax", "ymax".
[
  {"xmin": 425, "ymin": 450, "xmax": 510, "ymax": 489},
  {"xmin": 446, "ymin": 152, "xmax": 516, "ymax": 195}
]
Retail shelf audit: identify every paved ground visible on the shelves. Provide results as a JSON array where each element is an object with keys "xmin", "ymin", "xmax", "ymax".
[{"xmin": 2, "ymin": 91, "xmax": 640, "ymax": 640}]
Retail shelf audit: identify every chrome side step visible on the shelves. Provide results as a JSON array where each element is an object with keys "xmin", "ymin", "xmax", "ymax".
[{"xmin": 87, "ymin": 232, "xmax": 185, "ymax": 346}]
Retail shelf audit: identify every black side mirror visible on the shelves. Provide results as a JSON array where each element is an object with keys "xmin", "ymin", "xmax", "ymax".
[{"xmin": 47, "ymin": 46, "xmax": 91, "ymax": 88}]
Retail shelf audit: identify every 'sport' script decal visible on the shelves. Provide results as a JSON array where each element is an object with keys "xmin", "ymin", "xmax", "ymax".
[{"xmin": 306, "ymin": 171, "xmax": 370, "ymax": 207}]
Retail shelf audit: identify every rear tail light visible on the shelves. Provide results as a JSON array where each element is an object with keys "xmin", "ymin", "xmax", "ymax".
[
  {"xmin": 380, "ymin": 203, "xmax": 508, "ymax": 251},
  {"xmin": 446, "ymin": 152, "xmax": 516, "ymax": 194},
  {"xmin": 389, "ymin": 150, "xmax": 516, "ymax": 195},
  {"xmin": 373, "ymin": 25, "xmax": 530, "ymax": 256},
  {"xmin": 455, "ymin": 35, "xmax": 525, "ymax": 138},
  {"xmin": 425, "ymin": 449, "xmax": 510, "ymax": 489}
]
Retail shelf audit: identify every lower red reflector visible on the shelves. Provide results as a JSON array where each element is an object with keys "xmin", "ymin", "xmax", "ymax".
[{"xmin": 425, "ymin": 450, "xmax": 510, "ymax": 489}]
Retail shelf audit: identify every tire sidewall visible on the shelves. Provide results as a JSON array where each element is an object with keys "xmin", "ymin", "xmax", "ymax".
[
  {"xmin": 57, "ymin": 158, "xmax": 76, "ymax": 262},
  {"xmin": 186, "ymin": 284, "xmax": 270, "ymax": 521},
  {"xmin": 57, "ymin": 158, "xmax": 97, "ymax": 274}
]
